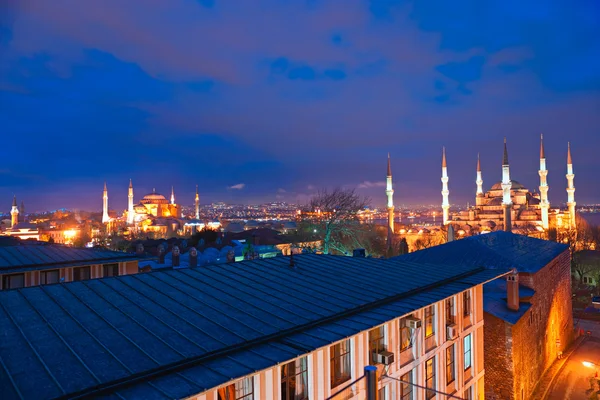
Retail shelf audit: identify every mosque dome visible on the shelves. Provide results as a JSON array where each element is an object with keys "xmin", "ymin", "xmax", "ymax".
[
  {"xmin": 490, "ymin": 180, "xmax": 527, "ymax": 190},
  {"xmin": 140, "ymin": 192, "xmax": 169, "ymax": 205}
]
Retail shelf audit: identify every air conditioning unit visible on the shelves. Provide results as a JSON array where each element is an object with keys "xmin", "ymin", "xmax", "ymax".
[
  {"xmin": 407, "ymin": 318, "xmax": 422, "ymax": 330},
  {"xmin": 375, "ymin": 351, "xmax": 395, "ymax": 365},
  {"xmin": 447, "ymin": 324, "xmax": 458, "ymax": 340}
]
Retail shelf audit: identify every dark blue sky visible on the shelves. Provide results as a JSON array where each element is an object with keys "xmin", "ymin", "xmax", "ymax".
[{"xmin": 1, "ymin": 0, "xmax": 599, "ymax": 212}]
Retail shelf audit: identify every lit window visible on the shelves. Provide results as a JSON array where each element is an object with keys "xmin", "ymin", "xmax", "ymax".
[
  {"xmin": 40, "ymin": 269, "xmax": 60, "ymax": 285},
  {"xmin": 425, "ymin": 306, "xmax": 435, "ymax": 338},
  {"xmin": 368, "ymin": 326, "xmax": 386, "ymax": 365},
  {"xmin": 446, "ymin": 344, "xmax": 455, "ymax": 384},
  {"xmin": 400, "ymin": 318, "xmax": 413, "ymax": 351},
  {"xmin": 446, "ymin": 298, "xmax": 455, "ymax": 325},
  {"xmin": 281, "ymin": 357, "xmax": 308, "ymax": 400},
  {"xmin": 464, "ymin": 334, "xmax": 472, "ymax": 371},
  {"xmin": 400, "ymin": 371, "xmax": 413, "ymax": 400},
  {"xmin": 463, "ymin": 290, "xmax": 471, "ymax": 316},
  {"xmin": 330, "ymin": 339, "xmax": 351, "ymax": 388},
  {"xmin": 217, "ymin": 377, "xmax": 254, "ymax": 400},
  {"xmin": 73, "ymin": 266, "xmax": 91, "ymax": 281},
  {"xmin": 2, "ymin": 273, "xmax": 25, "ymax": 290},
  {"xmin": 426, "ymin": 357, "xmax": 436, "ymax": 399}
]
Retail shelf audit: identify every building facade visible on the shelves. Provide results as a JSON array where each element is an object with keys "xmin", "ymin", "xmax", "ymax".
[
  {"xmin": 0, "ymin": 244, "xmax": 148, "ymax": 290},
  {"xmin": 395, "ymin": 231, "xmax": 573, "ymax": 400}
]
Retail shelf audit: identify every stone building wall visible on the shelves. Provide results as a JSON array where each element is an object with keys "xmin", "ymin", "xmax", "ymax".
[
  {"xmin": 485, "ymin": 249, "xmax": 573, "ymax": 400},
  {"xmin": 483, "ymin": 314, "xmax": 514, "ymax": 399}
]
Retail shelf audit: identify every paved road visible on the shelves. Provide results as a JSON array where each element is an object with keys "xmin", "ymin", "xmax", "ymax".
[
  {"xmin": 548, "ymin": 337, "xmax": 600, "ymax": 399},
  {"xmin": 577, "ymin": 319, "xmax": 600, "ymax": 337}
]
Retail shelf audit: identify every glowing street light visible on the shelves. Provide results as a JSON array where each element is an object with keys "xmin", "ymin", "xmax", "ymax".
[{"xmin": 583, "ymin": 361, "xmax": 595, "ymax": 368}]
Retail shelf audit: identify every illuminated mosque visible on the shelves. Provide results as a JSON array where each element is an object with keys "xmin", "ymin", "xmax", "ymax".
[{"xmin": 386, "ymin": 135, "xmax": 578, "ymax": 249}]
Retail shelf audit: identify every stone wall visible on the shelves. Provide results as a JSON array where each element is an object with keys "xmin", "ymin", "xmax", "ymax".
[{"xmin": 484, "ymin": 314, "xmax": 514, "ymax": 399}]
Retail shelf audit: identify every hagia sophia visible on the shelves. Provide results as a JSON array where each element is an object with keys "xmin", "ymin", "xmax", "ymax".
[{"xmin": 385, "ymin": 135, "xmax": 578, "ymax": 250}]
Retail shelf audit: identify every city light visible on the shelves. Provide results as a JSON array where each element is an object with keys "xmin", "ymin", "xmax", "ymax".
[{"xmin": 583, "ymin": 361, "xmax": 595, "ymax": 368}]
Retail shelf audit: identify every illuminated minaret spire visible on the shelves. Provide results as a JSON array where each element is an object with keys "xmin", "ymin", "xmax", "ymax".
[
  {"xmin": 538, "ymin": 134, "xmax": 550, "ymax": 230},
  {"xmin": 441, "ymin": 147, "xmax": 450, "ymax": 225},
  {"xmin": 127, "ymin": 179, "xmax": 134, "ymax": 225},
  {"xmin": 10, "ymin": 195, "xmax": 19, "ymax": 227},
  {"xmin": 386, "ymin": 154, "xmax": 394, "ymax": 247},
  {"xmin": 195, "ymin": 185, "xmax": 200, "ymax": 219},
  {"xmin": 501, "ymin": 138, "xmax": 512, "ymax": 232},
  {"xmin": 566, "ymin": 142, "xmax": 576, "ymax": 229},
  {"xmin": 476, "ymin": 153, "xmax": 483, "ymax": 196},
  {"xmin": 102, "ymin": 182, "xmax": 110, "ymax": 223},
  {"xmin": 171, "ymin": 186, "xmax": 176, "ymax": 205}
]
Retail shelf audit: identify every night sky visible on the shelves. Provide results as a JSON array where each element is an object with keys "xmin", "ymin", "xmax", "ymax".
[{"xmin": 1, "ymin": 1, "xmax": 599, "ymax": 212}]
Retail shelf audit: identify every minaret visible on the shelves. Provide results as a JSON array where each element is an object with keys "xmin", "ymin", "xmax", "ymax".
[
  {"xmin": 195, "ymin": 185, "xmax": 200, "ymax": 219},
  {"xmin": 127, "ymin": 179, "xmax": 134, "ymax": 225},
  {"xmin": 441, "ymin": 147, "xmax": 450, "ymax": 225},
  {"xmin": 10, "ymin": 195, "xmax": 19, "ymax": 227},
  {"xmin": 171, "ymin": 186, "xmax": 176, "ymax": 205},
  {"xmin": 476, "ymin": 153, "xmax": 483, "ymax": 196},
  {"xmin": 566, "ymin": 142, "xmax": 576, "ymax": 229},
  {"xmin": 19, "ymin": 200, "xmax": 25, "ymax": 222},
  {"xmin": 501, "ymin": 138, "xmax": 512, "ymax": 232},
  {"xmin": 538, "ymin": 134, "xmax": 550, "ymax": 230},
  {"xmin": 102, "ymin": 182, "xmax": 110, "ymax": 223},
  {"xmin": 386, "ymin": 154, "xmax": 395, "ymax": 247}
]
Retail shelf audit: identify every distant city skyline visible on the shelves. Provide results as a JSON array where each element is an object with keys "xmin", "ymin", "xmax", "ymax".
[{"xmin": 1, "ymin": 1, "xmax": 599, "ymax": 211}]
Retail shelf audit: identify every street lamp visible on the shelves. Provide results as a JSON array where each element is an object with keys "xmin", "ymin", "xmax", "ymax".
[{"xmin": 583, "ymin": 361, "xmax": 596, "ymax": 368}]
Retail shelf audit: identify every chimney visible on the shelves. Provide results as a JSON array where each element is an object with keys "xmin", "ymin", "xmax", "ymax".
[
  {"xmin": 189, "ymin": 247, "xmax": 198, "ymax": 268},
  {"xmin": 136, "ymin": 243, "xmax": 144, "ymax": 256},
  {"xmin": 158, "ymin": 247, "xmax": 165, "ymax": 264},
  {"xmin": 172, "ymin": 246, "xmax": 180, "ymax": 267},
  {"xmin": 507, "ymin": 270, "xmax": 520, "ymax": 311},
  {"xmin": 289, "ymin": 251, "xmax": 295, "ymax": 268},
  {"xmin": 353, "ymin": 248, "xmax": 366, "ymax": 258}
]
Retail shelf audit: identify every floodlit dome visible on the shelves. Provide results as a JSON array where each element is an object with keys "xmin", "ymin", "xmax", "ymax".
[
  {"xmin": 140, "ymin": 192, "xmax": 169, "ymax": 205},
  {"xmin": 490, "ymin": 180, "xmax": 527, "ymax": 190}
]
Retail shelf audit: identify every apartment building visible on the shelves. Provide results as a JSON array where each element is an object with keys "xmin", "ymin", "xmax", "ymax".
[
  {"xmin": 0, "ymin": 243, "xmax": 151, "ymax": 290},
  {"xmin": 0, "ymin": 252, "xmax": 509, "ymax": 399}
]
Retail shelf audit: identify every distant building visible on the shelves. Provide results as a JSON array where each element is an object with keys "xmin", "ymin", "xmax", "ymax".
[
  {"xmin": 0, "ymin": 243, "xmax": 151, "ymax": 290},
  {"xmin": 0, "ymin": 252, "xmax": 509, "ymax": 399},
  {"xmin": 396, "ymin": 231, "xmax": 573, "ymax": 400},
  {"xmin": 2, "ymin": 196, "xmax": 40, "ymax": 240}
]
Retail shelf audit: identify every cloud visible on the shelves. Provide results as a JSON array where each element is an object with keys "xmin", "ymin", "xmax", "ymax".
[
  {"xmin": 357, "ymin": 181, "xmax": 386, "ymax": 189},
  {"xmin": 307, "ymin": 185, "xmax": 316, "ymax": 190},
  {"xmin": 228, "ymin": 183, "xmax": 245, "ymax": 190},
  {"xmin": 277, "ymin": 188, "xmax": 287, "ymax": 193}
]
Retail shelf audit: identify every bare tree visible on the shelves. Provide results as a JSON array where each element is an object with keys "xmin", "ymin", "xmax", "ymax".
[{"xmin": 307, "ymin": 188, "xmax": 370, "ymax": 255}]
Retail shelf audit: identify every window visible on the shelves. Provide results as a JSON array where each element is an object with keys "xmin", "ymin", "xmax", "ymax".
[
  {"xmin": 400, "ymin": 371, "xmax": 413, "ymax": 400},
  {"xmin": 281, "ymin": 357, "xmax": 308, "ymax": 400},
  {"xmin": 446, "ymin": 298, "xmax": 455, "ymax": 325},
  {"xmin": 330, "ymin": 339, "xmax": 351, "ymax": 388},
  {"xmin": 464, "ymin": 334, "xmax": 472, "ymax": 371},
  {"xmin": 368, "ymin": 326, "xmax": 386, "ymax": 365},
  {"xmin": 446, "ymin": 344, "xmax": 455, "ymax": 384},
  {"xmin": 378, "ymin": 386, "xmax": 387, "ymax": 400},
  {"xmin": 103, "ymin": 263, "xmax": 119, "ymax": 277},
  {"xmin": 2, "ymin": 274, "xmax": 25, "ymax": 290},
  {"xmin": 425, "ymin": 357, "xmax": 436, "ymax": 400},
  {"xmin": 400, "ymin": 318, "xmax": 413, "ymax": 351},
  {"xmin": 464, "ymin": 386, "xmax": 473, "ymax": 400},
  {"xmin": 40, "ymin": 270, "xmax": 60, "ymax": 285},
  {"xmin": 73, "ymin": 266, "xmax": 91, "ymax": 281},
  {"xmin": 217, "ymin": 377, "xmax": 254, "ymax": 400},
  {"xmin": 463, "ymin": 290, "xmax": 471, "ymax": 316},
  {"xmin": 425, "ymin": 306, "xmax": 435, "ymax": 338}
]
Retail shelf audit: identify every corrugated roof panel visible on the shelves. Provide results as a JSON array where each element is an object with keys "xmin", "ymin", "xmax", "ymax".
[{"xmin": 41, "ymin": 284, "xmax": 159, "ymax": 373}]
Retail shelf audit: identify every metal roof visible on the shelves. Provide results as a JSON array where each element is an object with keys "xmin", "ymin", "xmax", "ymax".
[
  {"xmin": 0, "ymin": 253, "xmax": 508, "ymax": 400},
  {"xmin": 393, "ymin": 231, "xmax": 568, "ymax": 273},
  {"xmin": 0, "ymin": 246, "xmax": 145, "ymax": 273}
]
